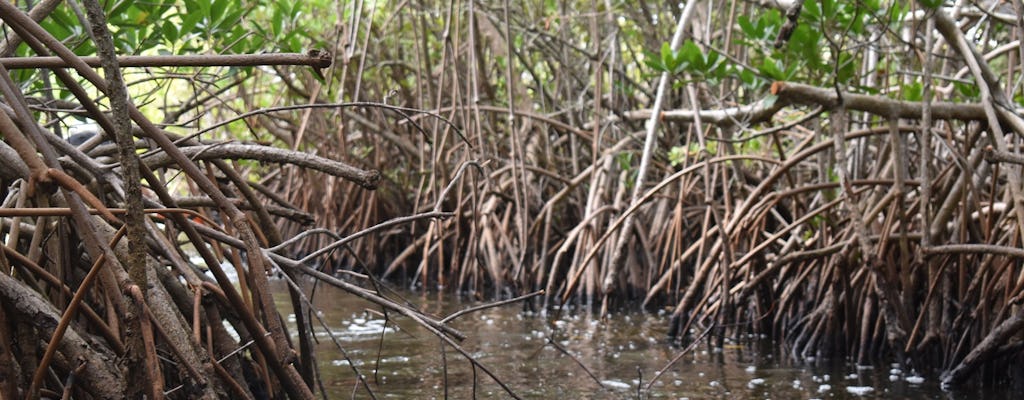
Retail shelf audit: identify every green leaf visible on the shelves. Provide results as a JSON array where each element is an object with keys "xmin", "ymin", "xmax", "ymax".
[
  {"xmin": 668, "ymin": 146, "xmax": 686, "ymax": 167},
  {"xmin": 287, "ymin": 35, "xmax": 302, "ymax": 53},
  {"xmin": 788, "ymin": 25, "xmax": 822, "ymax": 72},
  {"xmin": 804, "ymin": 0, "xmax": 821, "ymax": 21},
  {"xmin": 220, "ymin": 8, "xmax": 248, "ymax": 31},
  {"xmin": 199, "ymin": 0, "xmax": 212, "ymax": 21},
  {"xmin": 890, "ymin": 2, "xmax": 910, "ymax": 26},
  {"xmin": 40, "ymin": 20, "xmax": 73, "ymax": 43},
  {"xmin": 108, "ymin": 0, "xmax": 135, "ymax": 20},
  {"xmin": 616, "ymin": 152, "xmax": 633, "ymax": 172},
  {"xmin": 161, "ymin": 21, "xmax": 179, "ymax": 43},
  {"xmin": 954, "ymin": 81, "xmax": 980, "ymax": 99},
  {"xmin": 679, "ymin": 40, "xmax": 703, "ymax": 71},
  {"xmin": 760, "ymin": 58, "xmax": 785, "ymax": 81},
  {"xmin": 822, "ymin": 0, "xmax": 837, "ymax": 19},
  {"xmin": 738, "ymin": 15, "xmax": 757, "ymax": 37},
  {"xmin": 272, "ymin": 9, "xmax": 284, "ymax": 37},
  {"xmin": 288, "ymin": 1, "xmax": 303, "ymax": 20},
  {"xmin": 836, "ymin": 52, "xmax": 857, "ymax": 83},
  {"xmin": 705, "ymin": 50, "xmax": 719, "ymax": 70},
  {"xmin": 211, "ymin": 0, "xmax": 228, "ymax": 24},
  {"xmin": 183, "ymin": 0, "xmax": 199, "ymax": 14},
  {"xmin": 660, "ymin": 42, "xmax": 674, "ymax": 71},
  {"xmin": 848, "ymin": 5, "xmax": 866, "ymax": 34},
  {"xmin": 760, "ymin": 9, "xmax": 783, "ymax": 34},
  {"xmin": 740, "ymin": 69, "xmax": 756, "ymax": 85},
  {"xmin": 180, "ymin": 11, "xmax": 203, "ymax": 37},
  {"xmin": 903, "ymin": 81, "xmax": 923, "ymax": 102},
  {"xmin": 643, "ymin": 50, "xmax": 666, "ymax": 72},
  {"xmin": 122, "ymin": 28, "xmax": 138, "ymax": 50}
]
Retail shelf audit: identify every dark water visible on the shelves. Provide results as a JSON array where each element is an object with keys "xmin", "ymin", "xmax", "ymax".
[{"xmin": 270, "ymin": 280, "xmax": 1000, "ymax": 399}]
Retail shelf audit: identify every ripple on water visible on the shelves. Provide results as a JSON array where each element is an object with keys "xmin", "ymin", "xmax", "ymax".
[
  {"xmin": 313, "ymin": 316, "xmax": 396, "ymax": 341},
  {"xmin": 271, "ymin": 282, "xmax": 1003, "ymax": 399}
]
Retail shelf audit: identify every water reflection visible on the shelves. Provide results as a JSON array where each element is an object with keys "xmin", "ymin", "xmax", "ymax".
[{"xmin": 271, "ymin": 279, "xmax": 994, "ymax": 399}]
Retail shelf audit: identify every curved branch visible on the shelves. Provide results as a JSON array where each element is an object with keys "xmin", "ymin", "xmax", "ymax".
[{"xmin": 141, "ymin": 143, "xmax": 381, "ymax": 189}]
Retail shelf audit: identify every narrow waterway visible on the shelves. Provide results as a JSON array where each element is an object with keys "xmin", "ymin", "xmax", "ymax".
[{"xmin": 270, "ymin": 279, "xmax": 1000, "ymax": 399}]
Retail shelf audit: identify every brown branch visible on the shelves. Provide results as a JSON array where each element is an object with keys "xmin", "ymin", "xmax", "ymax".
[
  {"xmin": 0, "ymin": 102, "xmax": 50, "ymax": 194},
  {"xmin": 0, "ymin": 243, "xmax": 124, "ymax": 354},
  {"xmin": 408, "ymin": 104, "xmax": 591, "ymax": 138},
  {"xmin": 125, "ymin": 284, "xmax": 165, "ymax": 400},
  {"xmin": 0, "ymin": 51, "xmax": 332, "ymax": 70},
  {"xmin": 141, "ymin": 143, "xmax": 381, "ymax": 189},
  {"xmin": 613, "ymin": 83, "xmax": 974, "ymax": 138},
  {"xmin": 0, "ymin": 4, "xmax": 308, "ymax": 389},
  {"xmin": 774, "ymin": 1, "xmax": 805, "ymax": 48},
  {"xmin": 983, "ymin": 146, "xmax": 1024, "ymax": 165},
  {"xmin": 770, "ymin": 81, "xmax": 990, "ymax": 120},
  {"xmin": 4, "ymin": 253, "xmax": 124, "ymax": 400},
  {"xmin": 619, "ymin": 97, "xmax": 784, "ymax": 126},
  {"xmin": 440, "ymin": 290, "xmax": 543, "ymax": 324},
  {"xmin": 0, "ymin": 140, "xmax": 29, "ymax": 180},
  {"xmin": 19, "ymin": 242, "xmax": 122, "ymax": 399},
  {"xmin": 928, "ymin": 2, "xmax": 1024, "ymax": 245},
  {"xmin": 45, "ymin": 168, "xmax": 119, "ymax": 223},
  {"xmin": 174, "ymin": 196, "xmax": 314, "ymax": 224},
  {"xmin": 942, "ymin": 306, "xmax": 1024, "ymax": 386},
  {"xmin": 923, "ymin": 244, "xmax": 1024, "ymax": 259},
  {"xmin": 0, "ymin": 0, "xmax": 60, "ymax": 57},
  {"xmin": 624, "ymin": 76, "xmax": 1003, "ymax": 128},
  {"xmin": 0, "ymin": 207, "xmax": 221, "ymax": 229}
]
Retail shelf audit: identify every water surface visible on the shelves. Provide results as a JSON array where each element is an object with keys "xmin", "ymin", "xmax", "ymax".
[{"xmin": 271, "ymin": 280, "xmax": 997, "ymax": 399}]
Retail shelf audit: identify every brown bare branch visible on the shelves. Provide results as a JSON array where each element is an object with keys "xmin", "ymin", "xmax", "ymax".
[{"xmin": 0, "ymin": 52, "xmax": 332, "ymax": 70}]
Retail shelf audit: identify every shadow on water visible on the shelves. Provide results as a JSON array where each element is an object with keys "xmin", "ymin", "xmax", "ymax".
[{"xmin": 271, "ymin": 279, "xmax": 1004, "ymax": 399}]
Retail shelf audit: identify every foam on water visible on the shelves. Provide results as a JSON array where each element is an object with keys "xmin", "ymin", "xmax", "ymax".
[{"xmin": 846, "ymin": 386, "xmax": 874, "ymax": 396}]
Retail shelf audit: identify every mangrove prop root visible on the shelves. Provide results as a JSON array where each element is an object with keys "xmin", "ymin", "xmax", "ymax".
[{"xmin": 4, "ymin": 1, "xmax": 1024, "ymax": 396}]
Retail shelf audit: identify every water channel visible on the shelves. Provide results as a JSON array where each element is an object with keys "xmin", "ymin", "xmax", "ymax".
[{"xmin": 269, "ymin": 279, "xmax": 1003, "ymax": 399}]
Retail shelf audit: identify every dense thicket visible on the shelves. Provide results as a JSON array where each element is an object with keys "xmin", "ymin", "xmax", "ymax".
[{"xmin": 2, "ymin": 0, "xmax": 1024, "ymax": 397}]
